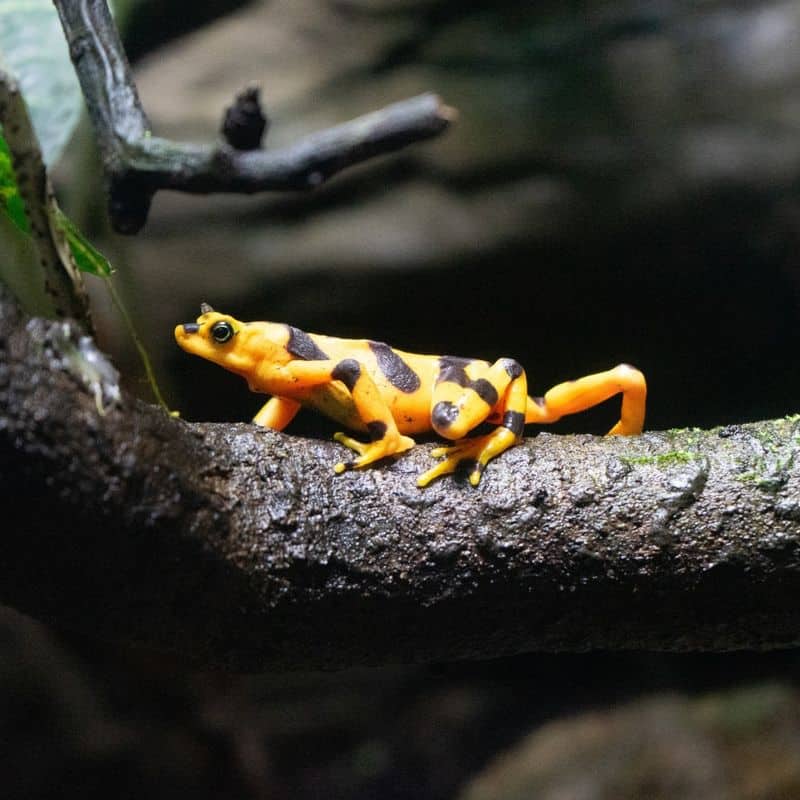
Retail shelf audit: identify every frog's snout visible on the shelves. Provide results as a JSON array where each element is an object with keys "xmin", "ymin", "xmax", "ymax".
[{"xmin": 174, "ymin": 323, "xmax": 200, "ymax": 347}]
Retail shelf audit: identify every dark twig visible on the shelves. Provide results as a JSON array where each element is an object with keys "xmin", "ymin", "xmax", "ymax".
[
  {"xmin": 3, "ymin": 290, "xmax": 800, "ymax": 669},
  {"xmin": 221, "ymin": 85, "xmax": 268, "ymax": 151},
  {"xmin": 53, "ymin": 0, "xmax": 454, "ymax": 234}
]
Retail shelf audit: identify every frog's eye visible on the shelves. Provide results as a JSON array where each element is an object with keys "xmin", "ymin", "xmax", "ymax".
[{"xmin": 211, "ymin": 320, "xmax": 235, "ymax": 343}]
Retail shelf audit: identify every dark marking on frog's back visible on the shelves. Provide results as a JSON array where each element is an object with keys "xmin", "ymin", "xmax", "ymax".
[
  {"xmin": 369, "ymin": 341, "xmax": 421, "ymax": 393},
  {"xmin": 437, "ymin": 356, "xmax": 472, "ymax": 387},
  {"xmin": 332, "ymin": 359, "xmax": 361, "ymax": 391},
  {"xmin": 438, "ymin": 356, "xmax": 498, "ymax": 407},
  {"xmin": 286, "ymin": 325, "xmax": 329, "ymax": 361}
]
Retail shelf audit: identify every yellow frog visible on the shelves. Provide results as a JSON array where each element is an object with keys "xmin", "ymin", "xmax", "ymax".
[{"xmin": 175, "ymin": 304, "xmax": 646, "ymax": 486}]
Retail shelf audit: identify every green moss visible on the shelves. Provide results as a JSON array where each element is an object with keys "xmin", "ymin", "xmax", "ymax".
[
  {"xmin": 735, "ymin": 469, "xmax": 762, "ymax": 484},
  {"xmin": 619, "ymin": 450, "xmax": 699, "ymax": 468},
  {"xmin": 733, "ymin": 420, "xmax": 800, "ymax": 488}
]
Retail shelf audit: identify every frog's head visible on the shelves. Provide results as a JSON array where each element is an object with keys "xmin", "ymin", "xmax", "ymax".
[{"xmin": 175, "ymin": 303, "xmax": 247, "ymax": 370}]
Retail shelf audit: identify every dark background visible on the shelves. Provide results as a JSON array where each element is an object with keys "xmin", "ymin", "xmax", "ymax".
[{"xmin": 7, "ymin": 0, "xmax": 800, "ymax": 797}]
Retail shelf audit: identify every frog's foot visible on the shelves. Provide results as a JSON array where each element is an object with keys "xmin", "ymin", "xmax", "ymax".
[
  {"xmin": 333, "ymin": 431, "xmax": 415, "ymax": 473},
  {"xmin": 607, "ymin": 418, "xmax": 643, "ymax": 436},
  {"xmin": 417, "ymin": 428, "xmax": 517, "ymax": 488}
]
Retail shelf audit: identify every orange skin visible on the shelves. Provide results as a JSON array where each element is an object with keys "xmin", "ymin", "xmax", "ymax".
[{"xmin": 175, "ymin": 306, "xmax": 646, "ymax": 487}]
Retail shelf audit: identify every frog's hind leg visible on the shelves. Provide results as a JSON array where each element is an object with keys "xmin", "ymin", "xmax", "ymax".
[
  {"xmin": 418, "ymin": 359, "xmax": 527, "ymax": 487},
  {"xmin": 524, "ymin": 363, "xmax": 646, "ymax": 435},
  {"xmin": 417, "ymin": 361, "xmax": 646, "ymax": 488}
]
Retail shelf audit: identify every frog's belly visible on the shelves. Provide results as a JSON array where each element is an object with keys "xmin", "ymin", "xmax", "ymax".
[
  {"xmin": 299, "ymin": 384, "xmax": 365, "ymax": 432},
  {"xmin": 299, "ymin": 384, "xmax": 433, "ymax": 435}
]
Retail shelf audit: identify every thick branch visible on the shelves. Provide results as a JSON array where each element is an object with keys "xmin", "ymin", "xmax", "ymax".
[
  {"xmin": 2, "ymin": 290, "xmax": 800, "ymax": 669},
  {"xmin": 53, "ymin": 0, "xmax": 453, "ymax": 233}
]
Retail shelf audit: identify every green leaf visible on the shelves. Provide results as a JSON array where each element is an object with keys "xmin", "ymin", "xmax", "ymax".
[
  {"xmin": 53, "ymin": 207, "xmax": 113, "ymax": 278},
  {"xmin": 0, "ymin": 0, "xmax": 82, "ymax": 166},
  {"xmin": 0, "ymin": 129, "xmax": 28, "ymax": 232},
  {"xmin": 0, "ymin": 129, "xmax": 111, "ymax": 277}
]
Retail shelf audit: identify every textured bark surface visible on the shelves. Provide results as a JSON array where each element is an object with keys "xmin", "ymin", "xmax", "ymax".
[{"xmin": 2, "ymin": 289, "xmax": 800, "ymax": 670}]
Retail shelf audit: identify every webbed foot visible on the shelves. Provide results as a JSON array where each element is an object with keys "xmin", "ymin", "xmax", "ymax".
[
  {"xmin": 333, "ymin": 431, "xmax": 415, "ymax": 473},
  {"xmin": 417, "ymin": 428, "xmax": 517, "ymax": 487}
]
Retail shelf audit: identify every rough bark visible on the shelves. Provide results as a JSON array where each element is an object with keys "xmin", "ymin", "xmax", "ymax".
[{"xmin": 1, "ymin": 288, "xmax": 799, "ymax": 670}]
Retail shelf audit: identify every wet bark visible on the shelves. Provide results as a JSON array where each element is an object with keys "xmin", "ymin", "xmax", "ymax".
[{"xmin": 1, "ymin": 288, "xmax": 799, "ymax": 670}]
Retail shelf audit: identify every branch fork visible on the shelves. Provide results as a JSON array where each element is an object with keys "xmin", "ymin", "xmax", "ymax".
[{"xmin": 54, "ymin": 0, "xmax": 454, "ymax": 233}]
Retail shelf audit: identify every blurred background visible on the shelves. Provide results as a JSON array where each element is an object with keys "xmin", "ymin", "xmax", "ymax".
[{"xmin": 6, "ymin": 0, "xmax": 800, "ymax": 797}]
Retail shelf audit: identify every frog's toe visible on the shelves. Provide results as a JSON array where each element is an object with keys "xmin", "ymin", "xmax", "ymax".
[
  {"xmin": 417, "ymin": 458, "xmax": 458, "ymax": 487},
  {"xmin": 334, "ymin": 431, "xmax": 416, "ymax": 474},
  {"xmin": 430, "ymin": 440, "xmax": 471, "ymax": 460},
  {"xmin": 420, "ymin": 431, "xmax": 517, "ymax": 487},
  {"xmin": 334, "ymin": 431, "xmax": 368, "ymax": 455},
  {"xmin": 418, "ymin": 442, "xmax": 480, "ymax": 487},
  {"xmin": 467, "ymin": 461, "xmax": 485, "ymax": 486}
]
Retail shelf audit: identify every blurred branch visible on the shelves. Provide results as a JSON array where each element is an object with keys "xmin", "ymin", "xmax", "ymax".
[
  {"xmin": 3, "ymin": 288, "xmax": 800, "ymax": 669},
  {"xmin": 53, "ymin": 0, "xmax": 454, "ymax": 234}
]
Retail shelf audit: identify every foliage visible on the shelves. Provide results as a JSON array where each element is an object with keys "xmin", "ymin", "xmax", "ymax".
[
  {"xmin": 52, "ymin": 207, "xmax": 113, "ymax": 278},
  {"xmin": 0, "ymin": 128, "xmax": 173, "ymax": 411},
  {"xmin": 0, "ymin": 130, "xmax": 112, "ymax": 277},
  {"xmin": 0, "ymin": 132, "xmax": 26, "ymax": 231},
  {"xmin": 0, "ymin": 0, "xmax": 83, "ymax": 166}
]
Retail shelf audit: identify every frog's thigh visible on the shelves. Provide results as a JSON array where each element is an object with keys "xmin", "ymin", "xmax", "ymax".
[
  {"xmin": 417, "ymin": 361, "xmax": 528, "ymax": 487},
  {"xmin": 430, "ymin": 358, "xmax": 521, "ymax": 440}
]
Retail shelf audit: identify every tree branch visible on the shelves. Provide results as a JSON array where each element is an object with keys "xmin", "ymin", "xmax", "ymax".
[
  {"xmin": 53, "ymin": 0, "xmax": 454, "ymax": 234},
  {"xmin": 2, "ymin": 288, "xmax": 800, "ymax": 669}
]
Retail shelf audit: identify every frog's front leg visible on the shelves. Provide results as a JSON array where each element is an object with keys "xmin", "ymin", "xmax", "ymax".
[
  {"xmin": 253, "ymin": 396, "xmax": 301, "ymax": 429},
  {"xmin": 284, "ymin": 359, "xmax": 415, "ymax": 473},
  {"xmin": 328, "ymin": 359, "xmax": 415, "ymax": 472},
  {"xmin": 418, "ymin": 358, "xmax": 525, "ymax": 487}
]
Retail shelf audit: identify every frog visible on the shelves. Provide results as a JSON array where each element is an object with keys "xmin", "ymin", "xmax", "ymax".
[{"xmin": 175, "ymin": 304, "xmax": 646, "ymax": 486}]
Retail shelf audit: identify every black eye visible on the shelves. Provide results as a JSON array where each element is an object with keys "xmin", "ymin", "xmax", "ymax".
[{"xmin": 211, "ymin": 321, "xmax": 234, "ymax": 343}]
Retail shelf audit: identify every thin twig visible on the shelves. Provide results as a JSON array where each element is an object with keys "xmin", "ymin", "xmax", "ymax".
[{"xmin": 53, "ymin": 0, "xmax": 454, "ymax": 234}]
